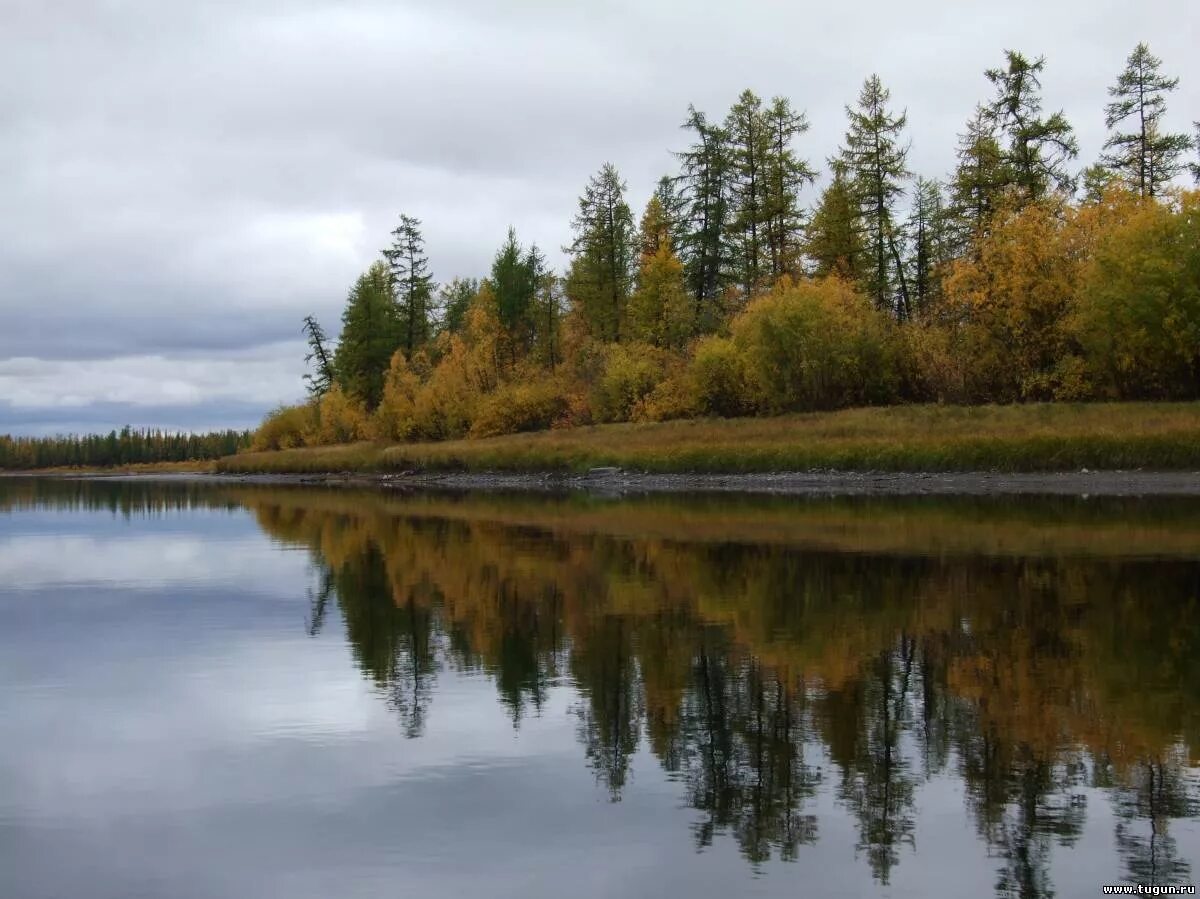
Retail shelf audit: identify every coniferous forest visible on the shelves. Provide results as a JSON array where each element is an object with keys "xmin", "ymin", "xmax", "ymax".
[{"xmin": 0, "ymin": 428, "xmax": 251, "ymax": 470}]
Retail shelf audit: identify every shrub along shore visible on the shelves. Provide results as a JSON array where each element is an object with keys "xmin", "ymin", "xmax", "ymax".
[{"xmin": 217, "ymin": 402, "xmax": 1200, "ymax": 474}]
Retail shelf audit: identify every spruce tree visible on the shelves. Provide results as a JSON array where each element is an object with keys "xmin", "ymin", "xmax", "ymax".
[
  {"xmin": 950, "ymin": 106, "xmax": 1009, "ymax": 250},
  {"xmin": 805, "ymin": 159, "xmax": 865, "ymax": 280},
  {"xmin": 491, "ymin": 227, "xmax": 539, "ymax": 354},
  {"xmin": 905, "ymin": 178, "xmax": 951, "ymax": 313},
  {"xmin": 984, "ymin": 51, "xmax": 1078, "ymax": 199},
  {"xmin": 383, "ymin": 214, "xmax": 435, "ymax": 357},
  {"xmin": 437, "ymin": 278, "xmax": 479, "ymax": 335},
  {"xmin": 533, "ymin": 267, "xmax": 562, "ymax": 369},
  {"xmin": 1192, "ymin": 124, "xmax": 1200, "ymax": 184},
  {"xmin": 301, "ymin": 315, "xmax": 334, "ymax": 397},
  {"xmin": 1101, "ymin": 43, "xmax": 1191, "ymax": 197},
  {"xmin": 840, "ymin": 74, "xmax": 911, "ymax": 316},
  {"xmin": 1080, "ymin": 163, "xmax": 1122, "ymax": 203},
  {"xmin": 565, "ymin": 163, "xmax": 635, "ymax": 342},
  {"xmin": 523, "ymin": 243, "xmax": 547, "ymax": 359},
  {"xmin": 652, "ymin": 175, "xmax": 690, "ymax": 262},
  {"xmin": 332, "ymin": 262, "xmax": 401, "ymax": 410},
  {"xmin": 676, "ymin": 106, "xmax": 732, "ymax": 329}
]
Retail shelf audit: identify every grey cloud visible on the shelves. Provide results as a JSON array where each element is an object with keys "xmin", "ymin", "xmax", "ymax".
[
  {"xmin": 2, "ymin": 0, "xmax": 1197, "ymax": 432},
  {"xmin": 0, "ymin": 400, "xmax": 270, "ymax": 436}
]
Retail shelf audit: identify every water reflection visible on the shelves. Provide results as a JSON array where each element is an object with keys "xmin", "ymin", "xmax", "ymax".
[
  {"xmin": 4, "ymin": 478, "xmax": 1199, "ymax": 897},
  {"xmin": 238, "ymin": 484, "xmax": 1200, "ymax": 894}
]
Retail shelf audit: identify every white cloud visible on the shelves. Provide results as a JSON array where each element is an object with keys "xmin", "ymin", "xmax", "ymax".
[
  {"xmin": 0, "ymin": 533, "xmax": 303, "ymax": 589},
  {"xmin": 0, "ymin": 343, "xmax": 307, "ymax": 411}
]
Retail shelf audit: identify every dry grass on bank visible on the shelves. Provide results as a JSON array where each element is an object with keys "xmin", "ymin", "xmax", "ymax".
[
  {"xmin": 1, "ymin": 460, "xmax": 216, "ymax": 476},
  {"xmin": 215, "ymin": 402, "xmax": 1200, "ymax": 475}
]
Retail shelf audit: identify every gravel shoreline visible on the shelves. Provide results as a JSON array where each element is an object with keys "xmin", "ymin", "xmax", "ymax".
[{"xmin": 41, "ymin": 468, "xmax": 1200, "ymax": 496}]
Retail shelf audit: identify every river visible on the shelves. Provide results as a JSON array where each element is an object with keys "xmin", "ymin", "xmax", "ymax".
[{"xmin": 1, "ymin": 477, "xmax": 1197, "ymax": 898}]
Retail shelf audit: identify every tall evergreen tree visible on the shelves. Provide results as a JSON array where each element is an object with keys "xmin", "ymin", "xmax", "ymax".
[
  {"xmin": 725, "ymin": 89, "xmax": 772, "ymax": 300},
  {"xmin": 762, "ymin": 95, "xmax": 817, "ymax": 281},
  {"xmin": 805, "ymin": 159, "xmax": 866, "ymax": 280},
  {"xmin": 1101, "ymin": 43, "xmax": 1191, "ymax": 197},
  {"xmin": 676, "ymin": 106, "xmax": 733, "ymax": 329},
  {"xmin": 437, "ymin": 278, "xmax": 479, "ymax": 335},
  {"xmin": 533, "ymin": 267, "xmax": 563, "ymax": 369},
  {"xmin": 652, "ymin": 174, "xmax": 690, "ymax": 259},
  {"xmin": 491, "ymin": 226, "xmax": 539, "ymax": 354},
  {"xmin": 1190, "ymin": 123, "xmax": 1200, "ymax": 183},
  {"xmin": 905, "ymin": 178, "xmax": 951, "ymax": 313},
  {"xmin": 301, "ymin": 315, "xmax": 335, "ymax": 397},
  {"xmin": 1080, "ymin": 163, "xmax": 1122, "ymax": 203},
  {"xmin": 333, "ymin": 262, "xmax": 401, "ymax": 410},
  {"xmin": 950, "ymin": 106, "xmax": 1009, "ymax": 250},
  {"xmin": 565, "ymin": 163, "xmax": 635, "ymax": 342},
  {"xmin": 1192, "ymin": 123, "xmax": 1200, "ymax": 184},
  {"xmin": 841, "ymin": 74, "xmax": 911, "ymax": 317},
  {"xmin": 984, "ymin": 51, "xmax": 1079, "ymax": 199},
  {"xmin": 383, "ymin": 214, "xmax": 435, "ymax": 357}
]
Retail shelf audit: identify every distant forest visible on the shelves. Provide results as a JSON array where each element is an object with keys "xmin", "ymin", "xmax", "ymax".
[
  {"xmin": 0, "ymin": 428, "xmax": 251, "ymax": 470},
  {"xmin": 251, "ymin": 43, "xmax": 1199, "ymax": 451}
]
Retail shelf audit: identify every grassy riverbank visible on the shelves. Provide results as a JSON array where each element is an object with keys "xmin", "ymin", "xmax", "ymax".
[{"xmin": 215, "ymin": 402, "xmax": 1200, "ymax": 474}]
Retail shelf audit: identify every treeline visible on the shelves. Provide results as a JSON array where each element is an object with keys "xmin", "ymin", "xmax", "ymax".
[
  {"xmin": 255, "ymin": 44, "xmax": 1200, "ymax": 450},
  {"xmin": 0, "ymin": 427, "xmax": 252, "ymax": 470}
]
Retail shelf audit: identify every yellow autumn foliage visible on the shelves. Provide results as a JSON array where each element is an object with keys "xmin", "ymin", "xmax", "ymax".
[
  {"xmin": 371, "ymin": 351, "xmax": 423, "ymax": 441},
  {"xmin": 304, "ymin": 384, "xmax": 369, "ymax": 445},
  {"xmin": 251, "ymin": 191, "xmax": 1200, "ymax": 452},
  {"xmin": 1073, "ymin": 190, "xmax": 1200, "ymax": 398},
  {"xmin": 730, "ymin": 276, "xmax": 904, "ymax": 412},
  {"xmin": 250, "ymin": 402, "xmax": 318, "ymax": 451}
]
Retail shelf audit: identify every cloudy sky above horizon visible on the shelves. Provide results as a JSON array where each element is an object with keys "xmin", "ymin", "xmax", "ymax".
[{"xmin": 2, "ymin": 0, "xmax": 1197, "ymax": 435}]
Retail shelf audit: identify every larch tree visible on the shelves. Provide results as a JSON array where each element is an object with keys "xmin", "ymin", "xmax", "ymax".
[
  {"xmin": 628, "ymin": 196, "xmax": 694, "ymax": 348},
  {"xmin": 725, "ymin": 89, "xmax": 772, "ymax": 301},
  {"xmin": 984, "ymin": 51, "xmax": 1079, "ymax": 200},
  {"xmin": 383, "ymin": 214, "xmax": 435, "ymax": 357},
  {"xmin": 301, "ymin": 315, "xmax": 335, "ymax": 398},
  {"xmin": 841, "ymin": 74, "xmax": 912, "ymax": 317},
  {"xmin": 805, "ymin": 158, "xmax": 866, "ymax": 281},
  {"xmin": 676, "ymin": 106, "xmax": 733, "ymax": 330},
  {"xmin": 762, "ymin": 95, "xmax": 817, "ymax": 282},
  {"xmin": 1101, "ymin": 43, "xmax": 1191, "ymax": 197},
  {"xmin": 566, "ymin": 163, "xmax": 636, "ymax": 342},
  {"xmin": 332, "ymin": 261, "xmax": 401, "ymax": 410},
  {"xmin": 638, "ymin": 194, "xmax": 671, "ymax": 258}
]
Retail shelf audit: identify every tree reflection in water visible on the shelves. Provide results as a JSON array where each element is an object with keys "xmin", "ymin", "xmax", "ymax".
[
  {"xmin": 238, "ymin": 486, "xmax": 1200, "ymax": 897},
  {"xmin": 16, "ymin": 479, "xmax": 1193, "ymax": 897}
]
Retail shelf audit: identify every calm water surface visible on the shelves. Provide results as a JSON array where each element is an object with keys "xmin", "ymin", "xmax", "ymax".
[{"xmin": 1, "ymin": 478, "xmax": 1198, "ymax": 898}]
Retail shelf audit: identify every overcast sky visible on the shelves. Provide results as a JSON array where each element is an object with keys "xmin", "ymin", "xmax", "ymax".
[{"xmin": 2, "ymin": 0, "xmax": 1197, "ymax": 435}]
